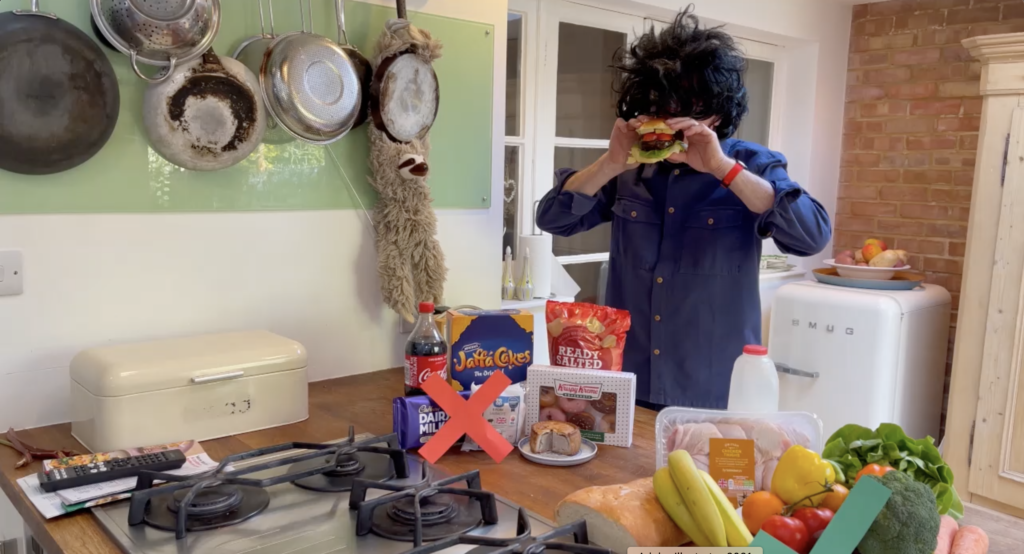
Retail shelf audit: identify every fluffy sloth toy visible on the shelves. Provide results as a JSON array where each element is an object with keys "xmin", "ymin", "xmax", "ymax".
[{"xmin": 368, "ymin": 19, "xmax": 447, "ymax": 323}]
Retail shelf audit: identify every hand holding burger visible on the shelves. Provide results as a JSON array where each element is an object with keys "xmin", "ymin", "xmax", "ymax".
[{"xmin": 627, "ymin": 118, "xmax": 687, "ymax": 164}]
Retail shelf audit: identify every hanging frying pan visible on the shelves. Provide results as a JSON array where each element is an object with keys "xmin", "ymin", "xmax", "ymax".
[
  {"xmin": 142, "ymin": 49, "xmax": 266, "ymax": 171},
  {"xmin": 0, "ymin": 0, "xmax": 120, "ymax": 175},
  {"xmin": 260, "ymin": 0, "xmax": 362, "ymax": 145},
  {"xmin": 335, "ymin": 0, "xmax": 372, "ymax": 128},
  {"xmin": 369, "ymin": 0, "xmax": 440, "ymax": 144}
]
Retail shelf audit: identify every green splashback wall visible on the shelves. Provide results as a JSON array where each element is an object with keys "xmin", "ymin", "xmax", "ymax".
[{"xmin": 0, "ymin": 0, "xmax": 494, "ymax": 213}]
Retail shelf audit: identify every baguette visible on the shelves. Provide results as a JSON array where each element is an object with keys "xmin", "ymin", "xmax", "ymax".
[{"xmin": 555, "ymin": 477, "xmax": 689, "ymax": 553}]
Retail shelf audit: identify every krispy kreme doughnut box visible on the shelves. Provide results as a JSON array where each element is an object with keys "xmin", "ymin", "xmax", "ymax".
[{"xmin": 524, "ymin": 365, "xmax": 636, "ymax": 447}]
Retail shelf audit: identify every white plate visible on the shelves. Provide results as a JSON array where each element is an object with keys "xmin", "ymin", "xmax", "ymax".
[
  {"xmin": 517, "ymin": 437, "xmax": 598, "ymax": 467},
  {"xmin": 759, "ymin": 264, "xmax": 797, "ymax": 275},
  {"xmin": 824, "ymin": 259, "xmax": 910, "ymax": 281}
]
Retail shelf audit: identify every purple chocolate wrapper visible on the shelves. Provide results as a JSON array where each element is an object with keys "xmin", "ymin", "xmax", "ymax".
[{"xmin": 392, "ymin": 392, "xmax": 471, "ymax": 450}]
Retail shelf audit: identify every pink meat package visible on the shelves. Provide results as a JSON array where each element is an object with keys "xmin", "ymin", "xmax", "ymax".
[{"xmin": 655, "ymin": 407, "xmax": 823, "ymax": 496}]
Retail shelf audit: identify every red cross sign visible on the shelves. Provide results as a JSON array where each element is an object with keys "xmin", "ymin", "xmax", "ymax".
[{"xmin": 418, "ymin": 372, "xmax": 515, "ymax": 464}]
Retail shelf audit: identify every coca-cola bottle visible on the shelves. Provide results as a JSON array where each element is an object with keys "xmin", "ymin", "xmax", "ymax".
[{"xmin": 404, "ymin": 302, "xmax": 448, "ymax": 396}]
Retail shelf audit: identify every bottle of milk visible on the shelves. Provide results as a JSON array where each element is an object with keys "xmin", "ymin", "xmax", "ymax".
[{"xmin": 727, "ymin": 345, "xmax": 779, "ymax": 412}]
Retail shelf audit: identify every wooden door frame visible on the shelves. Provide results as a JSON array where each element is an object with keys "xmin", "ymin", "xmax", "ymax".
[{"xmin": 945, "ymin": 32, "xmax": 1024, "ymax": 519}]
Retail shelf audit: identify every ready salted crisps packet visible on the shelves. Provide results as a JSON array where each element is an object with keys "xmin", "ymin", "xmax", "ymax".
[
  {"xmin": 448, "ymin": 308, "xmax": 533, "ymax": 392},
  {"xmin": 546, "ymin": 300, "xmax": 631, "ymax": 371}
]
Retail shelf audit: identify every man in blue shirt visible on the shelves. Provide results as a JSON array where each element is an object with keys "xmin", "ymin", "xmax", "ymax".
[{"xmin": 536, "ymin": 10, "xmax": 831, "ymax": 410}]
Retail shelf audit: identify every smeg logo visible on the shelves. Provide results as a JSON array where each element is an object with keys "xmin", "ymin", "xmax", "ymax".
[{"xmin": 792, "ymin": 319, "xmax": 854, "ymax": 335}]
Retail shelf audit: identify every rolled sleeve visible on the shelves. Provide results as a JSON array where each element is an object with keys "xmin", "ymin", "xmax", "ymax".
[
  {"xmin": 535, "ymin": 168, "xmax": 616, "ymax": 237},
  {"xmin": 748, "ymin": 152, "xmax": 832, "ymax": 257}
]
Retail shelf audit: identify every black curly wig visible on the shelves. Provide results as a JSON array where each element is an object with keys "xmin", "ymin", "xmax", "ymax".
[{"xmin": 615, "ymin": 6, "xmax": 749, "ymax": 140}]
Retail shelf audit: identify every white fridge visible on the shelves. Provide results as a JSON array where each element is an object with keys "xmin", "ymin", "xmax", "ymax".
[{"xmin": 767, "ymin": 281, "xmax": 951, "ymax": 441}]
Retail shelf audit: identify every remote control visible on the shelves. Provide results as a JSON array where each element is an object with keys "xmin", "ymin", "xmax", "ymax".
[{"xmin": 37, "ymin": 449, "xmax": 187, "ymax": 493}]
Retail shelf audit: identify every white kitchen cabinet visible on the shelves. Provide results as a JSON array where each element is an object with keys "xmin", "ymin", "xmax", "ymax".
[{"xmin": 945, "ymin": 32, "xmax": 1024, "ymax": 519}]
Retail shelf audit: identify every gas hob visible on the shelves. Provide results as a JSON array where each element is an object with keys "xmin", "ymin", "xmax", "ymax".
[{"xmin": 92, "ymin": 430, "xmax": 610, "ymax": 554}]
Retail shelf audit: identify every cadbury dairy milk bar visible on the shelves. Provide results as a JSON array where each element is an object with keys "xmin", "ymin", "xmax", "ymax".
[{"xmin": 392, "ymin": 392, "xmax": 471, "ymax": 450}]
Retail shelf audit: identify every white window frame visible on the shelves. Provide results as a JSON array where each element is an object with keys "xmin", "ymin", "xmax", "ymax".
[{"xmin": 509, "ymin": 0, "xmax": 789, "ymax": 270}]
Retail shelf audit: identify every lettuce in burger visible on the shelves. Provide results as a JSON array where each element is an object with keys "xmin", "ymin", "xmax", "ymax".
[{"xmin": 628, "ymin": 119, "xmax": 687, "ymax": 164}]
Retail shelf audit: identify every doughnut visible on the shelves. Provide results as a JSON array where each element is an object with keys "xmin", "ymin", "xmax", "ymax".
[
  {"xmin": 539, "ymin": 407, "xmax": 567, "ymax": 422},
  {"xmin": 590, "ymin": 392, "xmax": 617, "ymax": 414},
  {"xmin": 567, "ymin": 412, "xmax": 595, "ymax": 431},
  {"xmin": 557, "ymin": 396, "xmax": 589, "ymax": 414},
  {"xmin": 539, "ymin": 387, "xmax": 557, "ymax": 408},
  {"xmin": 597, "ymin": 414, "xmax": 616, "ymax": 433}
]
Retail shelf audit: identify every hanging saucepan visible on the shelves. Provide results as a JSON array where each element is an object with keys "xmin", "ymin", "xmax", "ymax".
[
  {"xmin": 233, "ymin": 0, "xmax": 293, "ymax": 145},
  {"xmin": 90, "ymin": 0, "xmax": 220, "ymax": 83},
  {"xmin": 370, "ymin": 0, "xmax": 440, "ymax": 144},
  {"xmin": 260, "ymin": 0, "xmax": 362, "ymax": 145},
  {"xmin": 142, "ymin": 49, "xmax": 266, "ymax": 171},
  {"xmin": 0, "ymin": 0, "xmax": 120, "ymax": 175},
  {"xmin": 335, "ymin": 0, "xmax": 372, "ymax": 128}
]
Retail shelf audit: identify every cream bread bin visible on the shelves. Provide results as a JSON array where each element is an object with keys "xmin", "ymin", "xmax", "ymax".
[{"xmin": 70, "ymin": 331, "xmax": 309, "ymax": 453}]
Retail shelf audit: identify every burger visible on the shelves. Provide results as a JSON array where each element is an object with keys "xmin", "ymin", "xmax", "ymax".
[{"xmin": 628, "ymin": 119, "xmax": 687, "ymax": 164}]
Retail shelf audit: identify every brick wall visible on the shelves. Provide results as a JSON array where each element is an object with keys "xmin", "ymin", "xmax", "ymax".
[{"xmin": 842, "ymin": 0, "xmax": 1024, "ymax": 437}]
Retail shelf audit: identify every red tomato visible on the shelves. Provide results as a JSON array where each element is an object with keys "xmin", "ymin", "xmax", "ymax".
[
  {"xmin": 655, "ymin": 133, "xmax": 673, "ymax": 141},
  {"xmin": 855, "ymin": 463, "xmax": 895, "ymax": 484},
  {"xmin": 641, "ymin": 133, "xmax": 657, "ymax": 141},
  {"xmin": 793, "ymin": 507, "xmax": 834, "ymax": 548},
  {"xmin": 761, "ymin": 515, "xmax": 810, "ymax": 554}
]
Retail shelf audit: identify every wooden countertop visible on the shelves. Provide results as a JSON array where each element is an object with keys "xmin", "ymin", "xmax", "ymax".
[{"xmin": 2, "ymin": 368, "xmax": 1022, "ymax": 554}]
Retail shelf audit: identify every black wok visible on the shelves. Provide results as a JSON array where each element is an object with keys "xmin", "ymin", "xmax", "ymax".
[{"xmin": 0, "ymin": 1, "xmax": 120, "ymax": 175}]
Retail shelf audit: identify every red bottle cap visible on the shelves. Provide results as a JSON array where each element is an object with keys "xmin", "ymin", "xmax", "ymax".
[
  {"xmin": 743, "ymin": 345, "xmax": 768, "ymax": 356},
  {"xmin": 418, "ymin": 302, "xmax": 435, "ymax": 314}
]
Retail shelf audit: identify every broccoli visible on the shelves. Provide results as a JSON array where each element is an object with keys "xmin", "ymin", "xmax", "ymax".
[{"xmin": 858, "ymin": 470, "xmax": 940, "ymax": 554}]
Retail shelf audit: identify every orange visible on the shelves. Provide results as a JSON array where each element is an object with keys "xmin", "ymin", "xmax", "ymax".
[
  {"xmin": 742, "ymin": 491, "xmax": 786, "ymax": 535},
  {"xmin": 820, "ymin": 483, "xmax": 849, "ymax": 513}
]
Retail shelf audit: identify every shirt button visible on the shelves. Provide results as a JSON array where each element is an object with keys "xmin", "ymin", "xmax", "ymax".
[
  {"xmin": 656, "ymin": 277, "xmax": 664, "ymax": 284},
  {"xmin": 631, "ymin": 211, "xmax": 637, "ymax": 218},
  {"xmin": 668, "ymin": 207, "xmax": 675, "ymax": 214},
  {"xmin": 654, "ymin": 315, "xmax": 661, "ymax": 321},
  {"xmin": 708, "ymin": 218, "xmax": 714, "ymax": 225},
  {"xmin": 654, "ymin": 349, "xmax": 661, "ymax": 355},
  {"xmin": 673, "ymin": 169, "xmax": 680, "ymax": 176}
]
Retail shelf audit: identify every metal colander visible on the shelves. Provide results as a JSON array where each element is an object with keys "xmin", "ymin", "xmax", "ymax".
[
  {"xmin": 260, "ymin": 0, "xmax": 361, "ymax": 144},
  {"xmin": 90, "ymin": 0, "xmax": 220, "ymax": 82}
]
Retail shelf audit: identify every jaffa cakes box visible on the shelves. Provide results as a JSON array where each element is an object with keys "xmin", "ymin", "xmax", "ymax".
[{"xmin": 448, "ymin": 308, "xmax": 533, "ymax": 392}]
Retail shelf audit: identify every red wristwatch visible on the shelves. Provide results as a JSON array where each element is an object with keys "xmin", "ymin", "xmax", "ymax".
[{"xmin": 721, "ymin": 160, "xmax": 747, "ymax": 188}]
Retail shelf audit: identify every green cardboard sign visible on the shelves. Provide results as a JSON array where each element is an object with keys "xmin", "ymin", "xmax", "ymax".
[{"xmin": 749, "ymin": 478, "xmax": 892, "ymax": 554}]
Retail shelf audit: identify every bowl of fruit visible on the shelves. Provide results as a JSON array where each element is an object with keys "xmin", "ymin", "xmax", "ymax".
[{"xmin": 826, "ymin": 239, "xmax": 910, "ymax": 280}]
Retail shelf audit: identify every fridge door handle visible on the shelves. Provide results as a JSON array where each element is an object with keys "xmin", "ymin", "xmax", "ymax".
[{"xmin": 775, "ymin": 363, "xmax": 820, "ymax": 379}]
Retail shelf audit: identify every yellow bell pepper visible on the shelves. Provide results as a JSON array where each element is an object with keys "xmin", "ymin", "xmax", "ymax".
[{"xmin": 770, "ymin": 445, "xmax": 836, "ymax": 507}]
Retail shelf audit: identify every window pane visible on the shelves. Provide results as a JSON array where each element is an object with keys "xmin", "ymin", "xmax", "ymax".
[
  {"xmin": 555, "ymin": 22, "xmax": 624, "ymax": 139},
  {"xmin": 552, "ymin": 147, "xmax": 611, "ymax": 257},
  {"xmin": 735, "ymin": 58, "xmax": 774, "ymax": 145},
  {"xmin": 506, "ymin": 13, "xmax": 523, "ymax": 137},
  {"xmin": 565, "ymin": 261, "xmax": 609, "ymax": 306},
  {"xmin": 503, "ymin": 145, "xmax": 520, "ymax": 259}
]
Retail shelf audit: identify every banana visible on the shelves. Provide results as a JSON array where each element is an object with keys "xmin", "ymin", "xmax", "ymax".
[
  {"xmin": 699, "ymin": 470, "xmax": 754, "ymax": 547},
  {"xmin": 668, "ymin": 450, "xmax": 727, "ymax": 547},
  {"xmin": 653, "ymin": 467, "xmax": 711, "ymax": 546}
]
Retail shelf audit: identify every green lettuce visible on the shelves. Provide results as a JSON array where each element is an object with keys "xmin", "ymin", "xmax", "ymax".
[{"xmin": 823, "ymin": 423, "xmax": 964, "ymax": 520}]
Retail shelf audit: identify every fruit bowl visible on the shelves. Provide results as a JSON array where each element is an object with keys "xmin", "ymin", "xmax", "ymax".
[{"xmin": 824, "ymin": 259, "xmax": 910, "ymax": 281}]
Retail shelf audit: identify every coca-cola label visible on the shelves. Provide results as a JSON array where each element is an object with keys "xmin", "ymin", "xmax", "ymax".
[
  {"xmin": 554, "ymin": 379, "xmax": 602, "ymax": 400},
  {"xmin": 405, "ymin": 354, "xmax": 448, "ymax": 387}
]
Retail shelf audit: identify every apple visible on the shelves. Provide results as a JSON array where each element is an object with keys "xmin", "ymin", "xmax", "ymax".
[
  {"xmin": 864, "ymin": 238, "xmax": 888, "ymax": 251},
  {"xmin": 862, "ymin": 244, "xmax": 884, "ymax": 262},
  {"xmin": 835, "ymin": 254, "xmax": 855, "ymax": 266}
]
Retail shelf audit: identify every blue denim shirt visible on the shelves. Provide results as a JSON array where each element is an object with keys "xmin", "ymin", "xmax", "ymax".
[{"xmin": 536, "ymin": 139, "xmax": 831, "ymax": 409}]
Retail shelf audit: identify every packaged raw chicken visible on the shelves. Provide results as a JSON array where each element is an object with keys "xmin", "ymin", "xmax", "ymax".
[{"xmin": 655, "ymin": 407, "xmax": 822, "ymax": 506}]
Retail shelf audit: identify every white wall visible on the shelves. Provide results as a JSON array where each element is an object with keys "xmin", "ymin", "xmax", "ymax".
[{"xmin": 0, "ymin": 0, "xmax": 510, "ymax": 431}]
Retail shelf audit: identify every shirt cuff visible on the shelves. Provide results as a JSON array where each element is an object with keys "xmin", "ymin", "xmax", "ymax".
[{"xmin": 755, "ymin": 180, "xmax": 802, "ymax": 239}]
